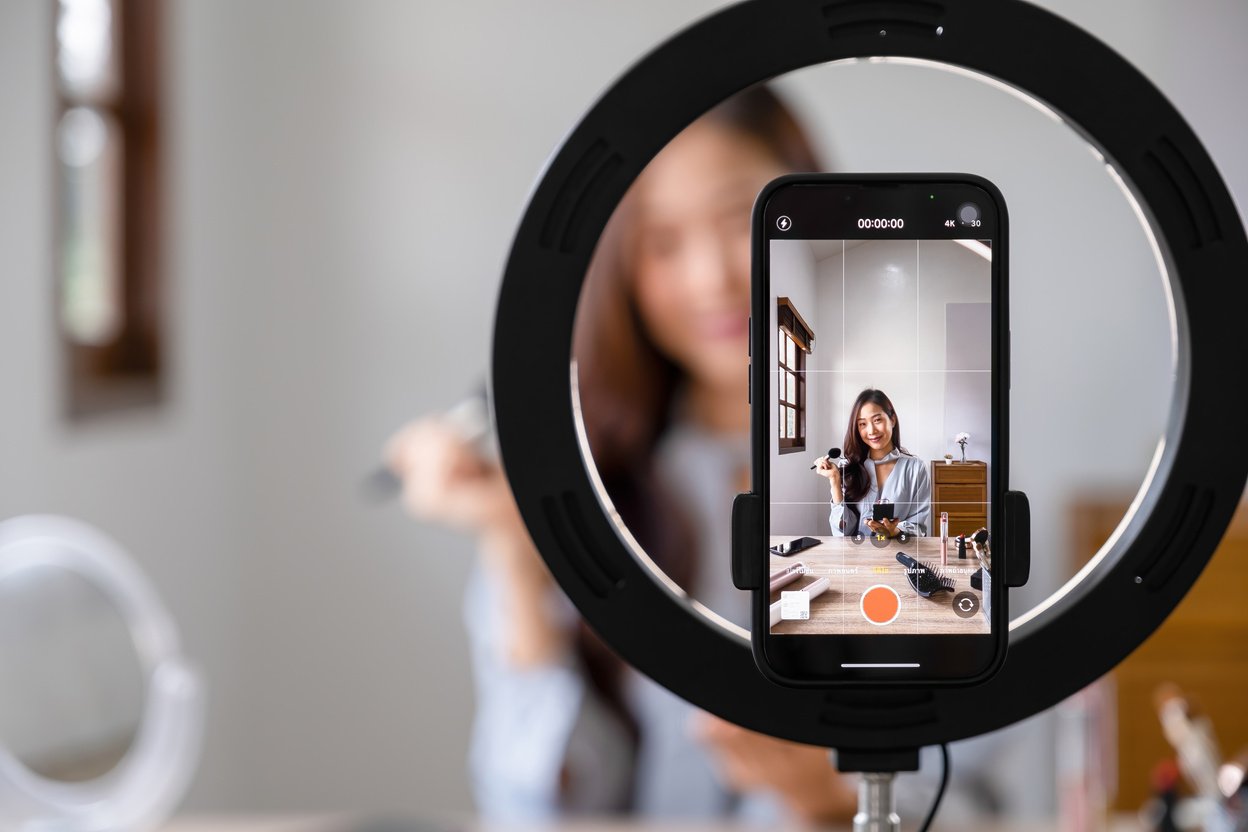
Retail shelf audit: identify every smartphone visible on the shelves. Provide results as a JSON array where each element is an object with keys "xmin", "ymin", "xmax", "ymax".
[
  {"xmin": 748, "ymin": 174, "xmax": 1008, "ymax": 686},
  {"xmin": 770, "ymin": 536, "xmax": 822, "ymax": 557}
]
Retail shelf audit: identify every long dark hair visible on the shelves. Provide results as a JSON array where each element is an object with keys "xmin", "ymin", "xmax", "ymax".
[
  {"xmin": 576, "ymin": 85, "xmax": 822, "ymax": 493},
  {"xmin": 570, "ymin": 85, "xmax": 821, "ymax": 748},
  {"xmin": 841, "ymin": 388, "xmax": 911, "ymax": 506},
  {"xmin": 575, "ymin": 83, "xmax": 821, "ymax": 584}
]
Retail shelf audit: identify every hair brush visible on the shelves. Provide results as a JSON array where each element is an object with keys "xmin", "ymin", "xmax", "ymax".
[{"xmin": 896, "ymin": 552, "xmax": 955, "ymax": 597}]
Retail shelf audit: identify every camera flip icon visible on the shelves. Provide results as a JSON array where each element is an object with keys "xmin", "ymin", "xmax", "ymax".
[{"xmin": 952, "ymin": 591, "xmax": 980, "ymax": 618}]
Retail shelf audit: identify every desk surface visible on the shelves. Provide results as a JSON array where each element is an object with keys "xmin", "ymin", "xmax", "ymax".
[
  {"xmin": 162, "ymin": 815, "xmax": 1142, "ymax": 832},
  {"xmin": 165, "ymin": 819, "xmax": 340, "ymax": 832},
  {"xmin": 769, "ymin": 535, "xmax": 988, "ymax": 635}
]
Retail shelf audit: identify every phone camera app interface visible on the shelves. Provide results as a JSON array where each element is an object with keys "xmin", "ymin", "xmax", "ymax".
[{"xmin": 768, "ymin": 227, "xmax": 993, "ymax": 637}]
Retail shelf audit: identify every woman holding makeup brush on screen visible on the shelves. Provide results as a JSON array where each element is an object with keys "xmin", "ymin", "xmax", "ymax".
[{"xmin": 813, "ymin": 387, "xmax": 932, "ymax": 539}]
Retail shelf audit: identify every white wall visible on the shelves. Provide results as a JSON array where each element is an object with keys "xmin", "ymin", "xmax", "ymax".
[
  {"xmin": 0, "ymin": 0, "xmax": 252, "ymax": 806},
  {"xmin": 0, "ymin": 0, "xmax": 1245, "ymax": 820},
  {"xmin": 810, "ymin": 248, "xmax": 846, "ymax": 509},
  {"xmin": 840, "ymin": 240, "xmax": 925, "ymax": 498},
  {"xmin": 769, "ymin": 240, "xmax": 820, "ymax": 534},
  {"xmin": 943, "ymin": 301, "xmax": 992, "ymax": 466}
]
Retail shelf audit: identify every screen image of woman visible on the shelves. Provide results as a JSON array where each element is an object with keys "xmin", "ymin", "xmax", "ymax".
[{"xmin": 813, "ymin": 388, "xmax": 932, "ymax": 538}]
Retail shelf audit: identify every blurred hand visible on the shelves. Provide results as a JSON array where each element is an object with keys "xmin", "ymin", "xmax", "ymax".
[
  {"xmin": 385, "ymin": 417, "xmax": 561, "ymax": 664},
  {"xmin": 385, "ymin": 417, "xmax": 522, "ymax": 539},
  {"xmin": 689, "ymin": 712, "xmax": 856, "ymax": 824}
]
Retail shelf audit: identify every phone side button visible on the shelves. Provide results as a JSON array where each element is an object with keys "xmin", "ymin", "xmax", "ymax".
[{"xmin": 747, "ymin": 363, "xmax": 751, "ymax": 404}]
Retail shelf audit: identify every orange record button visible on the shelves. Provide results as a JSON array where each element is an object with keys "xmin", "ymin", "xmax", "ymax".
[{"xmin": 861, "ymin": 584, "xmax": 901, "ymax": 626}]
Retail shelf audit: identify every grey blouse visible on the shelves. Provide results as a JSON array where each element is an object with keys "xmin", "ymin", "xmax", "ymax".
[{"xmin": 829, "ymin": 448, "xmax": 932, "ymax": 537}]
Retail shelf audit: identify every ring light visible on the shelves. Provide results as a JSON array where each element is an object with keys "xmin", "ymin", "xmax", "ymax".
[{"xmin": 491, "ymin": 0, "xmax": 1248, "ymax": 749}]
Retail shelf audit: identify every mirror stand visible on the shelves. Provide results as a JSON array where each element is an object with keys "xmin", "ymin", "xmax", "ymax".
[{"xmin": 0, "ymin": 515, "xmax": 204, "ymax": 832}]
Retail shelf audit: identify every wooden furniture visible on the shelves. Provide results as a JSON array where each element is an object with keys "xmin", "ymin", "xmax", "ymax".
[
  {"xmin": 1071, "ymin": 497, "xmax": 1248, "ymax": 813},
  {"xmin": 769, "ymin": 535, "xmax": 987, "ymax": 635},
  {"xmin": 931, "ymin": 460, "xmax": 988, "ymax": 537}
]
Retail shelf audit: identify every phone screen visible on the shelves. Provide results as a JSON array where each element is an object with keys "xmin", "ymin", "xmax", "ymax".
[{"xmin": 751, "ymin": 175, "xmax": 1007, "ymax": 684}]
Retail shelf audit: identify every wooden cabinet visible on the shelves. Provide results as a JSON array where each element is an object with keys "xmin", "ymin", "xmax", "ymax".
[{"xmin": 930, "ymin": 460, "xmax": 987, "ymax": 537}]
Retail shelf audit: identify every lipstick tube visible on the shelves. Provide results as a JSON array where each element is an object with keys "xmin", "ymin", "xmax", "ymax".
[{"xmin": 940, "ymin": 512, "xmax": 949, "ymax": 566}]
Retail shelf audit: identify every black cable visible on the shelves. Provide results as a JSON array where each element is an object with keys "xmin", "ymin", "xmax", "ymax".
[{"xmin": 916, "ymin": 743, "xmax": 951, "ymax": 832}]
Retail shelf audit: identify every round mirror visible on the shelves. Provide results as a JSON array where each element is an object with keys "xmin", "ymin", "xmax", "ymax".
[
  {"xmin": 0, "ymin": 515, "xmax": 203, "ymax": 832},
  {"xmin": 0, "ymin": 565, "xmax": 145, "ymax": 782},
  {"xmin": 571, "ymin": 58, "xmax": 1174, "ymax": 632}
]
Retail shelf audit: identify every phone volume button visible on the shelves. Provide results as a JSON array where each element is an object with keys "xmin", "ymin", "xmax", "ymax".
[{"xmin": 747, "ymin": 363, "xmax": 751, "ymax": 404}]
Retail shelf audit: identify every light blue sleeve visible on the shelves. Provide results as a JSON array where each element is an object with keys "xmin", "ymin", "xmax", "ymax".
[
  {"xmin": 894, "ymin": 459, "xmax": 931, "ymax": 537},
  {"xmin": 463, "ymin": 561, "xmax": 633, "ymax": 818},
  {"xmin": 829, "ymin": 498, "xmax": 847, "ymax": 537}
]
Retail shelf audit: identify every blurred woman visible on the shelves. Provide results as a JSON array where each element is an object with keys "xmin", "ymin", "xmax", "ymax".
[
  {"xmin": 388, "ymin": 86, "xmax": 1032, "ymax": 825},
  {"xmin": 388, "ymin": 85, "xmax": 857, "ymax": 822}
]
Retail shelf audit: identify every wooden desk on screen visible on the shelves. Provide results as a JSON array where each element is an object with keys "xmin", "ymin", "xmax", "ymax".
[{"xmin": 769, "ymin": 535, "xmax": 989, "ymax": 635}]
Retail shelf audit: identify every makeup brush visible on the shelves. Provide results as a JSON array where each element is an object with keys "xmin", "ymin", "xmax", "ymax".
[{"xmin": 809, "ymin": 447, "xmax": 842, "ymax": 470}]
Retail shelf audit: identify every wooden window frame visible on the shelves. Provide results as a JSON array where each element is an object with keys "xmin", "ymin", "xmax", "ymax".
[
  {"xmin": 55, "ymin": 0, "xmax": 165, "ymax": 417},
  {"xmin": 777, "ymin": 297, "xmax": 814, "ymax": 454}
]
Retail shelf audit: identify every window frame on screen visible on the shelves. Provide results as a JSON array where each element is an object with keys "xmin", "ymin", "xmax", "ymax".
[{"xmin": 777, "ymin": 296, "xmax": 813, "ymax": 454}]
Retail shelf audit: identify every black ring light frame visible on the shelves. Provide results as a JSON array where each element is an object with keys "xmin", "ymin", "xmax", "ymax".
[{"xmin": 491, "ymin": 0, "xmax": 1248, "ymax": 751}]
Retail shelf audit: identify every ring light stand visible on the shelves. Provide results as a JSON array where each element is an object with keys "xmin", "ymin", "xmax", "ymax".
[{"xmin": 490, "ymin": 0, "xmax": 1248, "ymax": 826}]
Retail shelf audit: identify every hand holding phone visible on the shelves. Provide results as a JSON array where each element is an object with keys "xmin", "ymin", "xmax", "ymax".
[{"xmin": 871, "ymin": 502, "xmax": 896, "ymax": 524}]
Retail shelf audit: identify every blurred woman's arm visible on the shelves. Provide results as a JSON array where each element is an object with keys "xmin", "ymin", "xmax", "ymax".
[
  {"xmin": 465, "ymin": 562, "xmax": 633, "ymax": 817},
  {"xmin": 691, "ymin": 713, "xmax": 856, "ymax": 824},
  {"xmin": 388, "ymin": 418, "xmax": 633, "ymax": 814},
  {"xmin": 386, "ymin": 417, "xmax": 566, "ymax": 664},
  {"xmin": 828, "ymin": 500, "xmax": 849, "ymax": 537}
]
